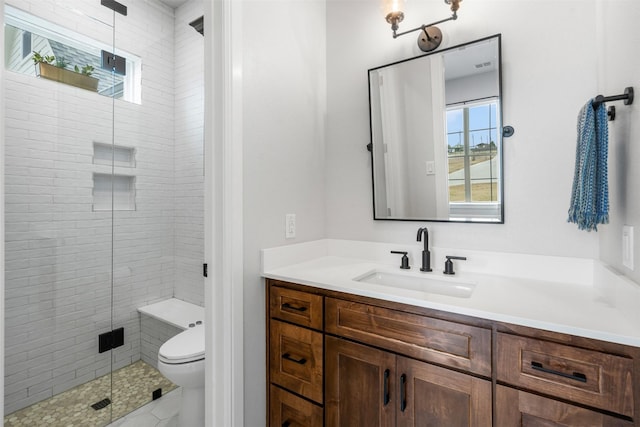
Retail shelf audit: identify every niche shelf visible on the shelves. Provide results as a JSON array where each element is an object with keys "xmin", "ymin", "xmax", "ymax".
[
  {"xmin": 93, "ymin": 142, "xmax": 136, "ymax": 167},
  {"xmin": 92, "ymin": 173, "xmax": 136, "ymax": 211}
]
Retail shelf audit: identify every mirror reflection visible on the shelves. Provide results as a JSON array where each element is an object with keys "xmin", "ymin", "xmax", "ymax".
[{"xmin": 368, "ymin": 34, "xmax": 503, "ymax": 222}]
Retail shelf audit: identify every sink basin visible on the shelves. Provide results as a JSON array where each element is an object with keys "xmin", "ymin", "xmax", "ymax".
[{"xmin": 353, "ymin": 270, "xmax": 476, "ymax": 298}]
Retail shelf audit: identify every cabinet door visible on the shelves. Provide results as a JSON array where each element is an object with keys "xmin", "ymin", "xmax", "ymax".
[
  {"xmin": 397, "ymin": 356, "xmax": 492, "ymax": 427},
  {"xmin": 496, "ymin": 385, "xmax": 634, "ymax": 427},
  {"xmin": 325, "ymin": 336, "xmax": 396, "ymax": 427}
]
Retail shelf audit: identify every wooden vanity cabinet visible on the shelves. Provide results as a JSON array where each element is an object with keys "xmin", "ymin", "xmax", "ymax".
[
  {"xmin": 267, "ymin": 280, "xmax": 493, "ymax": 427},
  {"xmin": 266, "ymin": 279, "xmax": 640, "ymax": 427}
]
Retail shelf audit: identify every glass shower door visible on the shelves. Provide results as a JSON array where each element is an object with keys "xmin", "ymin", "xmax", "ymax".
[
  {"xmin": 109, "ymin": 0, "xmax": 205, "ymax": 419},
  {"xmin": 3, "ymin": 1, "xmax": 117, "ymax": 425},
  {"xmin": 5, "ymin": 0, "xmax": 205, "ymax": 424}
]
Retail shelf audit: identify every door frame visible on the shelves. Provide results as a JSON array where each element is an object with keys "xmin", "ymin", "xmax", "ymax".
[{"xmin": 204, "ymin": 0, "xmax": 244, "ymax": 426}]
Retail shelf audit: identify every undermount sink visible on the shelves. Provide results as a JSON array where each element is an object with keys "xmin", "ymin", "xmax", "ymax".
[{"xmin": 353, "ymin": 270, "xmax": 476, "ymax": 298}]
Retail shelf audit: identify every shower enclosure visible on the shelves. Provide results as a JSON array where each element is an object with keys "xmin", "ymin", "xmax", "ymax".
[{"xmin": 3, "ymin": 0, "xmax": 204, "ymax": 424}]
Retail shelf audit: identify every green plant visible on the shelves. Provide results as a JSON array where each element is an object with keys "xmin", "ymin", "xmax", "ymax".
[
  {"xmin": 54, "ymin": 57, "xmax": 69, "ymax": 69},
  {"xmin": 74, "ymin": 64, "xmax": 94, "ymax": 77},
  {"xmin": 31, "ymin": 51, "xmax": 55, "ymax": 65}
]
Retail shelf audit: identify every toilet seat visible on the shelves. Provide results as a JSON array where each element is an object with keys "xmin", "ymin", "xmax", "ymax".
[{"xmin": 159, "ymin": 324, "xmax": 205, "ymax": 364}]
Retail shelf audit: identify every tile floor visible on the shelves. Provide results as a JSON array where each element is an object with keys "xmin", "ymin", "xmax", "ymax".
[
  {"xmin": 3, "ymin": 360, "xmax": 177, "ymax": 427},
  {"xmin": 106, "ymin": 388, "xmax": 180, "ymax": 427}
]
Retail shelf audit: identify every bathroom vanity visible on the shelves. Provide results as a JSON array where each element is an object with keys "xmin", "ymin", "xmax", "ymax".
[{"xmin": 263, "ymin": 240, "xmax": 640, "ymax": 426}]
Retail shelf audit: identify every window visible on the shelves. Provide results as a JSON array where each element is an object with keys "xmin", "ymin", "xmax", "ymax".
[
  {"xmin": 4, "ymin": 5, "xmax": 141, "ymax": 104},
  {"xmin": 446, "ymin": 100, "xmax": 500, "ymax": 204}
]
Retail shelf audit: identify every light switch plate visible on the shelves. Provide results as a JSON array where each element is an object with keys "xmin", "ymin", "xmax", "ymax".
[
  {"xmin": 623, "ymin": 225, "xmax": 634, "ymax": 270},
  {"xmin": 285, "ymin": 214, "xmax": 296, "ymax": 239},
  {"xmin": 425, "ymin": 161, "xmax": 435, "ymax": 175}
]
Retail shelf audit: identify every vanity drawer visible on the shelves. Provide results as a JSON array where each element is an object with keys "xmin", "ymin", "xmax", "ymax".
[
  {"xmin": 270, "ymin": 286, "xmax": 323, "ymax": 330},
  {"xmin": 496, "ymin": 385, "xmax": 634, "ymax": 426},
  {"xmin": 269, "ymin": 385, "xmax": 323, "ymax": 427},
  {"xmin": 497, "ymin": 333, "xmax": 634, "ymax": 417},
  {"xmin": 270, "ymin": 320, "xmax": 323, "ymax": 403},
  {"xmin": 325, "ymin": 298, "xmax": 492, "ymax": 376}
]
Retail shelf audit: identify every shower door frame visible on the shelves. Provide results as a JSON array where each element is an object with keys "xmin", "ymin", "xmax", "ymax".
[{"xmin": 0, "ymin": 0, "xmax": 5, "ymax": 419}]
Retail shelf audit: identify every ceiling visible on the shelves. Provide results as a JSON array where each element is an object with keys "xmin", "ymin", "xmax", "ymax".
[{"xmin": 158, "ymin": 0, "xmax": 189, "ymax": 9}]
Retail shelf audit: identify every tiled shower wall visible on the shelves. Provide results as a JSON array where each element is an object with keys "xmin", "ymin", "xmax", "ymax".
[
  {"xmin": 173, "ymin": 0, "xmax": 204, "ymax": 306},
  {"xmin": 139, "ymin": 0, "xmax": 205, "ymax": 367},
  {"xmin": 4, "ymin": 0, "xmax": 203, "ymax": 414}
]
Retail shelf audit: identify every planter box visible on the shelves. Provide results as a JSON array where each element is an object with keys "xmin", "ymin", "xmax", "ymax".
[{"xmin": 36, "ymin": 62, "xmax": 99, "ymax": 92}]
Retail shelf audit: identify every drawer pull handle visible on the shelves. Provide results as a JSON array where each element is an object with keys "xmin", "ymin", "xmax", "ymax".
[
  {"xmin": 383, "ymin": 369, "xmax": 390, "ymax": 406},
  {"xmin": 400, "ymin": 374, "xmax": 407, "ymax": 412},
  {"xmin": 282, "ymin": 352, "xmax": 307, "ymax": 365},
  {"xmin": 531, "ymin": 361, "xmax": 587, "ymax": 383},
  {"xmin": 281, "ymin": 302, "xmax": 307, "ymax": 312},
  {"xmin": 282, "ymin": 422, "xmax": 291, "ymax": 427}
]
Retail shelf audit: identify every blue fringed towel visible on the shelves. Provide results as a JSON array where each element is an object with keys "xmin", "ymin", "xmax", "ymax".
[{"xmin": 567, "ymin": 99, "xmax": 609, "ymax": 231}]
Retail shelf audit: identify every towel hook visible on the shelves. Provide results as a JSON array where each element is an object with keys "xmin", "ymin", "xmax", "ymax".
[{"xmin": 592, "ymin": 87, "xmax": 633, "ymax": 121}]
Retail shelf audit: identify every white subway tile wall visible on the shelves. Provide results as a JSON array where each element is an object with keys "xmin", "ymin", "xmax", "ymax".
[
  {"xmin": 139, "ymin": 315, "xmax": 182, "ymax": 370},
  {"xmin": 3, "ymin": 0, "xmax": 204, "ymax": 415},
  {"xmin": 173, "ymin": 0, "xmax": 204, "ymax": 306}
]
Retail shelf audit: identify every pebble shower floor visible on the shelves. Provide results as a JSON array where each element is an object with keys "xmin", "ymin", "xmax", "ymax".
[{"xmin": 4, "ymin": 360, "xmax": 176, "ymax": 426}]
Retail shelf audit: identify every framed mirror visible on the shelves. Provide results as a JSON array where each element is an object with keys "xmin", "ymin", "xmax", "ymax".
[{"xmin": 368, "ymin": 34, "xmax": 503, "ymax": 223}]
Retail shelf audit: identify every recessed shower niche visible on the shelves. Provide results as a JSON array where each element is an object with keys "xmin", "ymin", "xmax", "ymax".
[
  {"xmin": 3, "ymin": 0, "xmax": 205, "ymax": 425},
  {"xmin": 93, "ymin": 142, "xmax": 136, "ymax": 167},
  {"xmin": 93, "ymin": 143, "xmax": 137, "ymax": 211},
  {"xmin": 93, "ymin": 173, "xmax": 136, "ymax": 211}
]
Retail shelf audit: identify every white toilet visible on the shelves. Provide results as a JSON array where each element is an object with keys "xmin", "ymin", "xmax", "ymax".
[{"xmin": 158, "ymin": 323, "xmax": 205, "ymax": 427}]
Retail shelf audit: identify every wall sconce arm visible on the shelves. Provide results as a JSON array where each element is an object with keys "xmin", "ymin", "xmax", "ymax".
[{"xmin": 392, "ymin": 12, "xmax": 457, "ymax": 39}]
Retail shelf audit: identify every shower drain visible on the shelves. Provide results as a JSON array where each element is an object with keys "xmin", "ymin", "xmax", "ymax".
[{"xmin": 91, "ymin": 398, "xmax": 112, "ymax": 411}]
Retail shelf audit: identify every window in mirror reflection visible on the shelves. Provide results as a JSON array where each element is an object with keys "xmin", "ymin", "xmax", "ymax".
[{"xmin": 446, "ymin": 100, "xmax": 500, "ymax": 204}]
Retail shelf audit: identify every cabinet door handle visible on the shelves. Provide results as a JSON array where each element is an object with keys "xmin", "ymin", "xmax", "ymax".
[
  {"xmin": 383, "ymin": 369, "xmax": 390, "ymax": 406},
  {"xmin": 400, "ymin": 374, "xmax": 407, "ymax": 412},
  {"xmin": 531, "ymin": 361, "xmax": 587, "ymax": 383},
  {"xmin": 282, "ymin": 352, "xmax": 307, "ymax": 365},
  {"xmin": 281, "ymin": 302, "xmax": 307, "ymax": 312},
  {"xmin": 281, "ymin": 422, "xmax": 291, "ymax": 427}
]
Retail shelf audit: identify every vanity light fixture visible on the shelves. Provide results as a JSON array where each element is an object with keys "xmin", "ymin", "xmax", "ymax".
[{"xmin": 384, "ymin": 0, "xmax": 462, "ymax": 52}]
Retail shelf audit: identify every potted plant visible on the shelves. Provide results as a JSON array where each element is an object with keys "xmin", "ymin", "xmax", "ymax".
[{"xmin": 32, "ymin": 51, "xmax": 99, "ymax": 92}]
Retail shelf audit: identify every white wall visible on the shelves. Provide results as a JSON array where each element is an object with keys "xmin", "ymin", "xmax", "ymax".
[
  {"xmin": 326, "ymin": 0, "xmax": 600, "ymax": 259},
  {"xmin": 596, "ymin": 0, "xmax": 640, "ymax": 284},
  {"xmin": 241, "ymin": 0, "xmax": 326, "ymax": 424}
]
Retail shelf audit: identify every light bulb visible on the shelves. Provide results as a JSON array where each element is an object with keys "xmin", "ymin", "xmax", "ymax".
[
  {"xmin": 382, "ymin": 0, "xmax": 405, "ymax": 15},
  {"xmin": 382, "ymin": 0, "xmax": 405, "ymax": 31}
]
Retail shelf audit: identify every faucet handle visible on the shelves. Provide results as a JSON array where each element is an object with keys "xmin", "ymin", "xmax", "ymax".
[
  {"xmin": 444, "ymin": 255, "xmax": 467, "ymax": 275},
  {"xmin": 391, "ymin": 251, "xmax": 410, "ymax": 269}
]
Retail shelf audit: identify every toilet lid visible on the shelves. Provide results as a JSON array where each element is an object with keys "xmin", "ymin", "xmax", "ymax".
[{"xmin": 159, "ymin": 324, "xmax": 205, "ymax": 364}]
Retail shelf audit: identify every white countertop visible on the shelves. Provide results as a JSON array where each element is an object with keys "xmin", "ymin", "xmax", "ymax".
[{"xmin": 262, "ymin": 240, "xmax": 640, "ymax": 348}]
